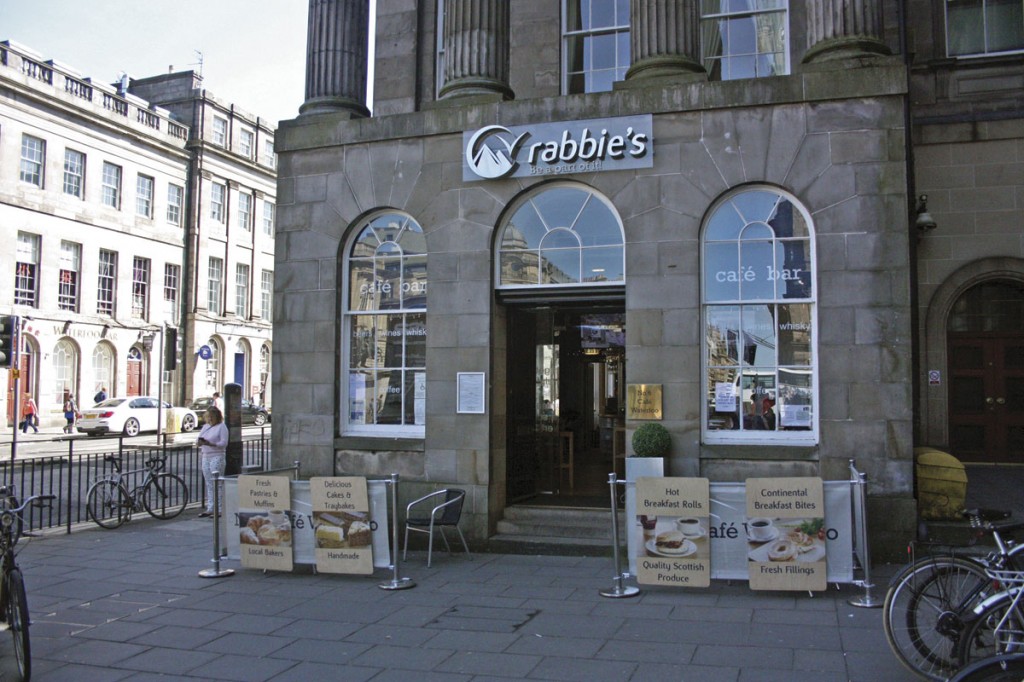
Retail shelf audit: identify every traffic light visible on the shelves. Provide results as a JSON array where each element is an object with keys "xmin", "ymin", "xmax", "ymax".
[
  {"xmin": 164, "ymin": 327, "xmax": 178, "ymax": 370},
  {"xmin": 0, "ymin": 315, "xmax": 19, "ymax": 368}
]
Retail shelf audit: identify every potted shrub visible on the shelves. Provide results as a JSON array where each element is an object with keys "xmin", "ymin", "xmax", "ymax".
[
  {"xmin": 625, "ymin": 422, "xmax": 668, "ymax": 574},
  {"xmin": 631, "ymin": 422, "xmax": 671, "ymax": 458}
]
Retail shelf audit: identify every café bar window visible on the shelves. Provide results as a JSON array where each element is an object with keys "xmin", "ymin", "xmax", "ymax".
[
  {"xmin": 497, "ymin": 184, "xmax": 625, "ymax": 288},
  {"xmin": 946, "ymin": 0, "xmax": 1024, "ymax": 56},
  {"xmin": 701, "ymin": 186, "xmax": 817, "ymax": 444},
  {"xmin": 342, "ymin": 212, "xmax": 427, "ymax": 436}
]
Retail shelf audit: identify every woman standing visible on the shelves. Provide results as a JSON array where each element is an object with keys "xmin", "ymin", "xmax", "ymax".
[
  {"xmin": 62, "ymin": 395, "xmax": 78, "ymax": 434},
  {"xmin": 196, "ymin": 406, "xmax": 228, "ymax": 518}
]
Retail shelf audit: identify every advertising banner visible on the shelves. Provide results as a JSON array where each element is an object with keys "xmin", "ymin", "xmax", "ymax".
[
  {"xmin": 635, "ymin": 477, "xmax": 710, "ymax": 588},
  {"xmin": 237, "ymin": 475, "xmax": 293, "ymax": 572},
  {"xmin": 310, "ymin": 477, "xmax": 373, "ymax": 575},
  {"xmin": 745, "ymin": 477, "xmax": 827, "ymax": 591}
]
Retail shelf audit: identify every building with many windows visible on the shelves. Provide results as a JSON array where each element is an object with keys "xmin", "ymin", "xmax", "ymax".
[
  {"xmin": 274, "ymin": 0, "xmax": 1023, "ymax": 558},
  {"xmin": 1, "ymin": 41, "xmax": 276, "ymax": 429}
]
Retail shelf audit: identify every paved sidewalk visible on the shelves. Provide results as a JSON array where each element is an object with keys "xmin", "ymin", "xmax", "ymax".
[{"xmin": 5, "ymin": 516, "xmax": 913, "ymax": 682}]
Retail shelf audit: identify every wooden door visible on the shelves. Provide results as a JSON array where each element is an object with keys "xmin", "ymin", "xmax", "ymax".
[
  {"xmin": 948, "ymin": 335, "xmax": 1024, "ymax": 463},
  {"xmin": 127, "ymin": 348, "xmax": 142, "ymax": 397},
  {"xmin": 6, "ymin": 352, "xmax": 32, "ymax": 424}
]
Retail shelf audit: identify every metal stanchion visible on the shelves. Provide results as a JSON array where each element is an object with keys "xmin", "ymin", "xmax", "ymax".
[
  {"xmin": 600, "ymin": 473, "xmax": 640, "ymax": 598},
  {"xmin": 379, "ymin": 473, "xmax": 415, "ymax": 591},
  {"xmin": 848, "ymin": 460, "xmax": 881, "ymax": 608},
  {"xmin": 199, "ymin": 471, "xmax": 235, "ymax": 579}
]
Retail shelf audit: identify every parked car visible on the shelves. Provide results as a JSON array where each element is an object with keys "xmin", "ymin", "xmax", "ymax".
[
  {"xmin": 77, "ymin": 397, "xmax": 198, "ymax": 437},
  {"xmin": 189, "ymin": 397, "xmax": 271, "ymax": 426}
]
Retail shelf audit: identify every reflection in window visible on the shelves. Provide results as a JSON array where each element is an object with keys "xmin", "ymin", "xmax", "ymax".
[
  {"xmin": 947, "ymin": 0, "xmax": 1024, "ymax": 56},
  {"xmin": 700, "ymin": 0, "xmax": 789, "ymax": 80},
  {"xmin": 498, "ymin": 185, "xmax": 624, "ymax": 287},
  {"xmin": 703, "ymin": 187, "xmax": 816, "ymax": 443},
  {"xmin": 344, "ymin": 213, "xmax": 427, "ymax": 434},
  {"xmin": 564, "ymin": 0, "xmax": 630, "ymax": 93}
]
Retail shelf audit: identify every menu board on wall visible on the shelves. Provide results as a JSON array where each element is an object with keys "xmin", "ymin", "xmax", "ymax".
[
  {"xmin": 238, "ymin": 475, "xmax": 294, "ymax": 572},
  {"xmin": 310, "ymin": 477, "xmax": 374, "ymax": 575},
  {"xmin": 635, "ymin": 477, "xmax": 711, "ymax": 588},
  {"xmin": 746, "ymin": 477, "xmax": 826, "ymax": 591}
]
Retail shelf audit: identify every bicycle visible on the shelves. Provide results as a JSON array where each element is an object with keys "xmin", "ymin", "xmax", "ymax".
[
  {"xmin": 0, "ymin": 485, "xmax": 56, "ymax": 682},
  {"xmin": 86, "ymin": 454, "xmax": 189, "ymax": 529},
  {"xmin": 951, "ymin": 653, "xmax": 1024, "ymax": 682},
  {"xmin": 956, "ymin": 566, "xmax": 1024, "ymax": 670},
  {"xmin": 883, "ymin": 509, "xmax": 1024, "ymax": 680}
]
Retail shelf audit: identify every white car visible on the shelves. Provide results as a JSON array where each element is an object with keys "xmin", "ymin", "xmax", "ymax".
[{"xmin": 77, "ymin": 397, "xmax": 198, "ymax": 437}]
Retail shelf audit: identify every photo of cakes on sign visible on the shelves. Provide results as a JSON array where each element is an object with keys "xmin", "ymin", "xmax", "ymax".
[
  {"xmin": 310, "ymin": 477, "xmax": 374, "ymax": 575},
  {"xmin": 237, "ymin": 475, "xmax": 294, "ymax": 572},
  {"xmin": 745, "ymin": 477, "xmax": 826, "ymax": 591}
]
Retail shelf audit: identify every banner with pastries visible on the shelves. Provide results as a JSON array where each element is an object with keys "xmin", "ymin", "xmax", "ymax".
[
  {"xmin": 310, "ymin": 477, "xmax": 374, "ymax": 575},
  {"xmin": 745, "ymin": 477, "xmax": 826, "ymax": 591},
  {"xmin": 238, "ymin": 475, "xmax": 294, "ymax": 571}
]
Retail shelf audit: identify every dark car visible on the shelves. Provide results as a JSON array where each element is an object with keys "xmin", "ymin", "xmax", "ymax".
[{"xmin": 189, "ymin": 397, "xmax": 271, "ymax": 426}]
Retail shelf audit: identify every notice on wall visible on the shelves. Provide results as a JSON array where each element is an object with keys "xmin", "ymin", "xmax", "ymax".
[
  {"xmin": 635, "ymin": 477, "xmax": 711, "ymax": 588},
  {"xmin": 309, "ymin": 477, "xmax": 373, "ymax": 575},
  {"xmin": 457, "ymin": 372, "xmax": 486, "ymax": 414},
  {"xmin": 746, "ymin": 477, "xmax": 826, "ymax": 591},
  {"xmin": 715, "ymin": 382, "xmax": 737, "ymax": 413},
  {"xmin": 238, "ymin": 475, "xmax": 294, "ymax": 572}
]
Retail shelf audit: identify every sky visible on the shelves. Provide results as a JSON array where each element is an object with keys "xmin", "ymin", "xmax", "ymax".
[{"xmin": 3, "ymin": 0, "xmax": 317, "ymax": 123}]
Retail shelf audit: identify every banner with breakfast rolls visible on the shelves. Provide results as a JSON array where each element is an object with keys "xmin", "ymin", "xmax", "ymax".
[
  {"xmin": 238, "ymin": 475, "xmax": 294, "ymax": 572},
  {"xmin": 745, "ymin": 477, "xmax": 826, "ymax": 591},
  {"xmin": 310, "ymin": 477, "xmax": 373, "ymax": 575},
  {"xmin": 635, "ymin": 477, "xmax": 710, "ymax": 588}
]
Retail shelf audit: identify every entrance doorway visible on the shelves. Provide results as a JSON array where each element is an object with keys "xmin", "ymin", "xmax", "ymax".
[
  {"xmin": 947, "ymin": 280, "xmax": 1024, "ymax": 463},
  {"xmin": 506, "ymin": 306, "xmax": 625, "ymax": 505}
]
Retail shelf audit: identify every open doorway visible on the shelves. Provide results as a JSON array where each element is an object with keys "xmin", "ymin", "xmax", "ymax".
[{"xmin": 506, "ymin": 305, "xmax": 625, "ymax": 506}]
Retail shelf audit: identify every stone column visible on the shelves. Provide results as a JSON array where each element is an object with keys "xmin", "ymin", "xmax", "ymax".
[
  {"xmin": 437, "ymin": 0, "xmax": 513, "ymax": 102},
  {"xmin": 625, "ymin": 0, "xmax": 705, "ymax": 81},
  {"xmin": 803, "ymin": 0, "xmax": 891, "ymax": 63},
  {"xmin": 300, "ymin": 0, "xmax": 370, "ymax": 117}
]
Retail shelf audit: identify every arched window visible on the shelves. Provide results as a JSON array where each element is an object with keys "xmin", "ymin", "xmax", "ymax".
[
  {"xmin": 53, "ymin": 339, "xmax": 78, "ymax": 403},
  {"xmin": 702, "ymin": 186, "xmax": 817, "ymax": 444},
  {"xmin": 259, "ymin": 343, "xmax": 271, "ymax": 405},
  {"xmin": 497, "ymin": 184, "xmax": 624, "ymax": 289},
  {"xmin": 92, "ymin": 342, "xmax": 115, "ymax": 398},
  {"xmin": 342, "ymin": 212, "xmax": 427, "ymax": 435},
  {"xmin": 205, "ymin": 337, "xmax": 222, "ymax": 396},
  {"xmin": 234, "ymin": 339, "xmax": 250, "ymax": 390}
]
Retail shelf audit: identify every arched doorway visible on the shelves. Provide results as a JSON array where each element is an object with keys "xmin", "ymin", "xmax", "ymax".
[
  {"xmin": 947, "ymin": 279, "xmax": 1024, "ymax": 462},
  {"xmin": 6, "ymin": 334, "xmax": 37, "ymax": 425},
  {"xmin": 126, "ymin": 347, "xmax": 143, "ymax": 396}
]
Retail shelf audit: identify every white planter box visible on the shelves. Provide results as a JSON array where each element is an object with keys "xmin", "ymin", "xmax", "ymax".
[{"xmin": 625, "ymin": 456, "xmax": 664, "ymax": 575}]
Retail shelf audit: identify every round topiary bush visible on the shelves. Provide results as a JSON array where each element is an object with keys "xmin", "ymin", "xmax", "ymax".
[{"xmin": 631, "ymin": 422, "xmax": 671, "ymax": 457}]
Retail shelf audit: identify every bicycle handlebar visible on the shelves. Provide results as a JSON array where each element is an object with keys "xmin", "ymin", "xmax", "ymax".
[{"xmin": 6, "ymin": 495, "xmax": 56, "ymax": 516}]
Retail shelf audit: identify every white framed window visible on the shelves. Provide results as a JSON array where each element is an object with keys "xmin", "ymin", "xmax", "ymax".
[
  {"xmin": 136, "ymin": 174, "xmax": 154, "ymax": 218},
  {"xmin": 63, "ymin": 149, "xmax": 85, "ymax": 198},
  {"xmin": 211, "ymin": 182, "xmax": 226, "ymax": 222},
  {"xmin": 563, "ymin": 0, "xmax": 630, "ymax": 94},
  {"xmin": 235, "ymin": 263, "xmax": 250, "ymax": 318},
  {"xmin": 342, "ymin": 212, "xmax": 427, "ymax": 436},
  {"xmin": 53, "ymin": 340, "xmax": 78, "ymax": 404},
  {"xmin": 261, "ymin": 269, "xmax": 273, "ymax": 321},
  {"xmin": 208, "ymin": 257, "xmax": 223, "ymax": 315},
  {"xmin": 15, "ymin": 232, "xmax": 41, "ymax": 307},
  {"xmin": 263, "ymin": 139, "xmax": 276, "ymax": 168},
  {"xmin": 164, "ymin": 263, "xmax": 180, "ymax": 323},
  {"xmin": 204, "ymin": 337, "xmax": 222, "ymax": 395},
  {"xmin": 92, "ymin": 343, "xmax": 115, "ymax": 398},
  {"xmin": 58, "ymin": 240, "xmax": 81, "ymax": 312},
  {"xmin": 101, "ymin": 162, "xmax": 122, "ymax": 209},
  {"xmin": 97, "ymin": 249, "xmax": 117, "ymax": 316},
  {"xmin": 239, "ymin": 129, "xmax": 254, "ymax": 159},
  {"xmin": 167, "ymin": 184, "xmax": 184, "ymax": 226},
  {"xmin": 238, "ymin": 192, "xmax": 252, "ymax": 231},
  {"xmin": 262, "ymin": 201, "xmax": 275, "ymax": 236},
  {"xmin": 132, "ymin": 257, "xmax": 150, "ymax": 320},
  {"xmin": 212, "ymin": 116, "xmax": 228, "ymax": 146},
  {"xmin": 700, "ymin": 0, "xmax": 789, "ymax": 80},
  {"xmin": 19, "ymin": 134, "xmax": 45, "ymax": 187},
  {"xmin": 702, "ymin": 186, "xmax": 817, "ymax": 445},
  {"xmin": 947, "ymin": 0, "xmax": 1024, "ymax": 56}
]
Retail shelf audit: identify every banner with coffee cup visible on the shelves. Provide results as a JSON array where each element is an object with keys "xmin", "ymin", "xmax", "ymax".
[
  {"xmin": 238, "ymin": 475, "xmax": 294, "ymax": 572},
  {"xmin": 310, "ymin": 477, "xmax": 374, "ymax": 575},
  {"xmin": 746, "ymin": 477, "xmax": 826, "ymax": 591},
  {"xmin": 635, "ymin": 477, "xmax": 710, "ymax": 587}
]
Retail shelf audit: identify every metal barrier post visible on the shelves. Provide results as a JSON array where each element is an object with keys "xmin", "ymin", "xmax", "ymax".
[
  {"xmin": 198, "ymin": 471, "xmax": 235, "ymax": 579},
  {"xmin": 379, "ymin": 473, "xmax": 415, "ymax": 591},
  {"xmin": 600, "ymin": 473, "xmax": 640, "ymax": 599},
  {"xmin": 848, "ymin": 459, "xmax": 881, "ymax": 608}
]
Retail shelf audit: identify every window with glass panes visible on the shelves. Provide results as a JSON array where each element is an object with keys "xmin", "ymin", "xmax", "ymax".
[
  {"xmin": 261, "ymin": 269, "xmax": 273, "ymax": 321},
  {"xmin": 63, "ymin": 149, "xmax": 85, "ymax": 197},
  {"xmin": 240, "ymin": 129, "xmax": 254, "ymax": 158},
  {"xmin": 53, "ymin": 340, "xmax": 77, "ymax": 402},
  {"xmin": 167, "ymin": 184, "xmax": 183, "ymax": 226},
  {"xmin": 136, "ymin": 174, "xmax": 154, "ymax": 218},
  {"xmin": 238, "ymin": 193, "xmax": 252, "ymax": 231},
  {"xmin": 235, "ymin": 263, "xmax": 250, "ymax": 318},
  {"xmin": 131, "ymin": 257, "xmax": 150, "ymax": 320},
  {"xmin": 212, "ymin": 116, "xmax": 228, "ymax": 146},
  {"xmin": 92, "ymin": 343, "xmax": 114, "ymax": 398},
  {"xmin": 19, "ymin": 134, "xmax": 45, "ymax": 187},
  {"xmin": 263, "ymin": 201, "xmax": 275, "ymax": 236},
  {"xmin": 101, "ymin": 162, "xmax": 122, "ymax": 208},
  {"xmin": 343, "ymin": 213, "xmax": 427, "ymax": 434},
  {"xmin": 947, "ymin": 0, "xmax": 1024, "ymax": 56},
  {"xmin": 211, "ymin": 182, "xmax": 225, "ymax": 222},
  {"xmin": 15, "ymin": 232, "xmax": 41, "ymax": 307},
  {"xmin": 164, "ymin": 263, "xmax": 180, "ymax": 322},
  {"xmin": 700, "ymin": 0, "xmax": 789, "ymax": 80},
  {"xmin": 563, "ymin": 0, "xmax": 630, "ymax": 94},
  {"xmin": 97, "ymin": 249, "xmax": 117, "ymax": 316},
  {"xmin": 702, "ymin": 187, "xmax": 816, "ymax": 444},
  {"xmin": 208, "ymin": 257, "xmax": 223, "ymax": 314},
  {"xmin": 58, "ymin": 240, "xmax": 81, "ymax": 312},
  {"xmin": 263, "ymin": 139, "xmax": 276, "ymax": 168}
]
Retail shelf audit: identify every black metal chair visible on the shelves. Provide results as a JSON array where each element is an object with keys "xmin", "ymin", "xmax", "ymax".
[{"xmin": 403, "ymin": 488, "xmax": 471, "ymax": 568}]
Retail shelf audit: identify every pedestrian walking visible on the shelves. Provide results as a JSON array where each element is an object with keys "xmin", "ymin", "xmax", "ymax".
[
  {"xmin": 20, "ymin": 394, "xmax": 39, "ymax": 434},
  {"xmin": 196, "ymin": 406, "xmax": 228, "ymax": 518},
  {"xmin": 63, "ymin": 395, "xmax": 79, "ymax": 434},
  {"xmin": 93, "ymin": 386, "xmax": 107, "ymax": 404}
]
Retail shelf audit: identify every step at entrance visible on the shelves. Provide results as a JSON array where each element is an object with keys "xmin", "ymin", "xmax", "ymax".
[{"xmin": 492, "ymin": 505, "xmax": 625, "ymax": 549}]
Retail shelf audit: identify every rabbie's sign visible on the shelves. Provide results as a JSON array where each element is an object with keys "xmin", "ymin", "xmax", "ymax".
[{"xmin": 463, "ymin": 115, "xmax": 653, "ymax": 182}]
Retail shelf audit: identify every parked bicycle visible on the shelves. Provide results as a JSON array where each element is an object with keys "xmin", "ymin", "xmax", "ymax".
[
  {"xmin": 0, "ymin": 484, "xmax": 55, "ymax": 682},
  {"xmin": 951, "ymin": 653, "xmax": 1024, "ymax": 682},
  {"xmin": 86, "ymin": 454, "xmax": 189, "ymax": 529},
  {"xmin": 956, "ymin": 563, "xmax": 1024, "ymax": 670},
  {"xmin": 883, "ymin": 508, "xmax": 1024, "ymax": 680}
]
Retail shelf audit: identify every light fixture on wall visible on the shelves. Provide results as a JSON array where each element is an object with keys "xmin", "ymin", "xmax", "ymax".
[
  {"xmin": 101, "ymin": 324, "xmax": 110, "ymax": 338},
  {"xmin": 915, "ymin": 194, "xmax": 937, "ymax": 233},
  {"xmin": 62, "ymin": 320, "xmax": 72, "ymax": 334}
]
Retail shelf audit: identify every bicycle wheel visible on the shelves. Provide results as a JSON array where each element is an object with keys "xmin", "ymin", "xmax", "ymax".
[
  {"xmin": 86, "ymin": 480, "xmax": 130, "ymax": 529},
  {"xmin": 951, "ymin": 653, "xmax": 1024, "ymax": 682},
  {"xmin": 884, "ymin": 555, "xmax": 993, "ymax": 680},
  {"xmin": 8, "ymin": 567, "xmax": 32, "ymax": 681},
  {"xmin": 957, "ymin": 592, "xmax": 1024, "ymax": 668},
  {"xmin": 142, "ymin": 474, "xmax": 189, "ymax": 520}
]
